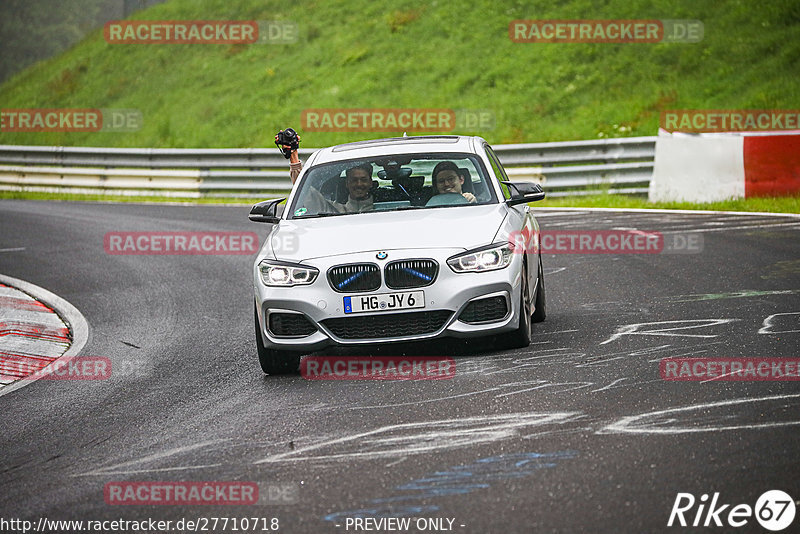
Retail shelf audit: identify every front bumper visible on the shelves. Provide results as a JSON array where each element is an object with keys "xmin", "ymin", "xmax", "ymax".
[{"xmin": 253, "ymin": 248, "xmax": 525, "ymax": 351}]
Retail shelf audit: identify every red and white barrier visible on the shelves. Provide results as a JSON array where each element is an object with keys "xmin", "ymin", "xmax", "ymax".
[
  {"xmin": 649, "ymin": 131, "xmax": 800, "ymax": 202},
  {"xmin": 0, "ymin": 284, "xmax": 71, "ymax": 387}
]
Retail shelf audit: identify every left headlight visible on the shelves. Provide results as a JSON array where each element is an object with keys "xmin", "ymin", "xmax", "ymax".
[
  {"xmin": 258, "ymin": 260, "xmax": 319, "ymax": 287},
  {"xmin": 447, "ymin": 242, "xmax": 515, "ymax": 273}
]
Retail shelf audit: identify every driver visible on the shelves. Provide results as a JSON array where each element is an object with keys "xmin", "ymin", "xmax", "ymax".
[
  {"xmin": 432, "ymin": 161, "xmax": 476, "ymax": 203},
  {"xmin": 300, "ymin": 163, "xmax": 375, "ymax": 214},
  {"xmin": 330, "ymin": 163, "xmax": 375, "ymax": 213}
]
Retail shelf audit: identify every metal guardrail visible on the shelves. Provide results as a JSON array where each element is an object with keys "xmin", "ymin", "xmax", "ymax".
[{"xmin": 0, "ymin": 137, "xmax": 656, "ymax": 197}]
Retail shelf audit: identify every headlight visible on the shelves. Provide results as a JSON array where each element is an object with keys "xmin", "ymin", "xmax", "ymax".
[
  {"xmin": 447, "ymin": 242, "xmax": 514, "ymax": 273},
  {"xmin": 259, "ymin": 260, "xmax": 319, "ymax": 286}
]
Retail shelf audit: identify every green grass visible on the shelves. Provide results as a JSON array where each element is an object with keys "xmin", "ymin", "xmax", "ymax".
[
  {"xmin": 2, "ymin": 0, "xmax": 798, "ymax": 210},
  {"xmin": 0, "ymin": 0, "xmax": 798, "ymax": 148}
]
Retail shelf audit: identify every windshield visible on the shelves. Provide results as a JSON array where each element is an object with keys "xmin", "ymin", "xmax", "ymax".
[{"xmin": 288, "ymin": 152, "xmax": 497, "ymax": 219}]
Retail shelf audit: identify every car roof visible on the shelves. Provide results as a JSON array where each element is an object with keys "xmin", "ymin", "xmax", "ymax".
[{"xmin": 309, "ymin": 135, "xmax": 487, "ymax": 165}]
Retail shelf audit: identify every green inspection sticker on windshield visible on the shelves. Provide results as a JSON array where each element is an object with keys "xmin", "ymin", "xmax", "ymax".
[{"xmin": 294, "ymin": 207, "xmax": 307, "ymax": 216}]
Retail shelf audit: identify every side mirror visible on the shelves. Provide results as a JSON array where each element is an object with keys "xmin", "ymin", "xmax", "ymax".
[
  {"xmin": 501, "ymin": 181, "xmax": 545, "ymax": 206},
  {"xmin": 249, "ymin": 198, "xmax": 286, "ymax": 223}
]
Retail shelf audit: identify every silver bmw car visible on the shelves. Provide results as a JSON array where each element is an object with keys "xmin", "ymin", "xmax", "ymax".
[{"xmin": 250, "ymin": 135, "xmax": 546, "ymax": 374}]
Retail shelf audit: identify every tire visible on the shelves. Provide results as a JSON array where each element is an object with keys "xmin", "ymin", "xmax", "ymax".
[
  {"xmin": 532, "ymin": 253, "xmax": 546, "ymax": 323},
  {"xmin": 254, "ymin": 304, "xmax": 301, "ymax": 375},
  {"xmin": 502, "ymin": 262, "xmax": 532, "ymax": 349}
]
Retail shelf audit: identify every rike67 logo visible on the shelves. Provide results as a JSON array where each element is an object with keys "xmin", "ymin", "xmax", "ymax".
[{"xmin": 668, "ymin": 490, "xmax": 795, "ymax": 531}]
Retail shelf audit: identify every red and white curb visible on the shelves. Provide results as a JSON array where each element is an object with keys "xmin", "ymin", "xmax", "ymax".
[{"xmin": 0, "ymin": 274, "xmax": 89, "ymax": 397}]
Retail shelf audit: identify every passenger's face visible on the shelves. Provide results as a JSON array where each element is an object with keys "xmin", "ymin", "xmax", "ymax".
[
  {"xmin": 346, "ymin": 169, "xmax": 372, "ymax": 200},
  {"xmin": 434, "ymin": 170, "xmax": 464, "ymax": 194}
]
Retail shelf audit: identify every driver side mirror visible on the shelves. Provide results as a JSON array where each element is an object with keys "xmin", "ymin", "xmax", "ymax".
[
  {"xmin": 501, "ymin": 181, "xmax": 545, "ymax": 206},
  {"xmin": 249, "ymin": 198, "xmax": 286, "ymax": 223}
]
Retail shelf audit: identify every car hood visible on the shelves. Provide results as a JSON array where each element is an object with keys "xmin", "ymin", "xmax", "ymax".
[{"xmin": 267, "ymin": 204, "xmax": 509, "ymax": 262}]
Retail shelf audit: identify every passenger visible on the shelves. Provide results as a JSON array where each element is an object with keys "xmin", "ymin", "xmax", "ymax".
[
  {"xmin": 275, "ymin": 128, "xmax": 303, "ymax": 185},
  {"xmin": 431, "ymin": 161, "xmax": 476, "ymax": 203},
  {"xmin": 277, "ymin": 129, "xmax": 374, "ymax": 214}
]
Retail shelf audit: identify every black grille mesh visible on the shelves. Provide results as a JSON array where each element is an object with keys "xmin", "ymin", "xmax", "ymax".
[
  {"xmin": 458, "ymin": 296, "xmax": 508, "ymax": 324},
  {"xmin": 328, "ymin": 263, "xmax": 381, "ymax": 292},
  {"xmin": 268, "ymin": 313, "xmax": 317, "ymax": 337},
  {"xmin": 322, "ymin": 310, "xmax": 452, "ymax": 339},
  {"xmin": 384, "ymin": 259, "xmax": 438, "ymax": 289}
]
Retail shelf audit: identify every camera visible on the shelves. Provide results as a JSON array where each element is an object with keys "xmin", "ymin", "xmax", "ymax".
[{"xmin": 275, "ymin": 128, "xmax": 300, "ymax": 158}]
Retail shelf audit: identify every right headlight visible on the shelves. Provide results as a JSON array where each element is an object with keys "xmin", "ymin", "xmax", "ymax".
[
  {"xmin": 447, "ymin": 242, "xmax": 514, "ymax": 273},
  {"xmin": 258, "ymin": 260, "xmax": 319, "ymax": 287}
]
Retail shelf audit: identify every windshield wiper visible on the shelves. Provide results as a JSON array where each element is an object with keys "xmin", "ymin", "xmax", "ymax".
[{"xmin": 294, "ymin": 212, "xmax": 341, "ymax": 219}]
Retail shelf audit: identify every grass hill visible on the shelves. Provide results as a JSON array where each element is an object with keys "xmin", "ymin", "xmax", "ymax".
[{"xmin": 0, "ymin": 0, "xmax": 798, "ymax": 148}]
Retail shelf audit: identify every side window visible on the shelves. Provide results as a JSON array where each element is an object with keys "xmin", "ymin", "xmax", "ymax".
[{"xmin": 484, "ymin": 144, "xmax": 511, "ymax": 199}]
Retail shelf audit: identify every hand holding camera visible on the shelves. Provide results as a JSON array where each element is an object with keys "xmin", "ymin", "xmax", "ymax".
[{"xmin": 275, "ymin": 128, "xmax": 300, "ymax": 159}]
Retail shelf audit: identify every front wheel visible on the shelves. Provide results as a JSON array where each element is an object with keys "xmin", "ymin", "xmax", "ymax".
[
  {"xmin": 254, "ymin": 305, "xmax": 301, "ymax": 375},
  {"xmin": 501, "ymin": 263, "xmax": 532, "ymax": 349},
  {"xmin": 532, "ymin": 254, "xmax": 546, "ymax": 323}
]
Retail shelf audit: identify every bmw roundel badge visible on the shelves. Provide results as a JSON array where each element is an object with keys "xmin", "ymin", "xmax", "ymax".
[{"xmin": 376, "ymin": 251, "xmax": 388, "ymax": 260}]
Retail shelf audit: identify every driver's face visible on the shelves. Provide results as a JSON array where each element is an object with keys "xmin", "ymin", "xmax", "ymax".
[
  {"xmin": 434, "ymin": 170, "xmax": 464, "ymax": 194},
  {"xmin": 346, "ymin": 169, "xmax": 372, "ymax": 200}
]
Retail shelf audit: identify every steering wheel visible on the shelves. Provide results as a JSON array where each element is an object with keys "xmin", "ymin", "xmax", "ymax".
[{"xmin": 425, "ymin": 192, "xmax": 469, "ymax": 207}]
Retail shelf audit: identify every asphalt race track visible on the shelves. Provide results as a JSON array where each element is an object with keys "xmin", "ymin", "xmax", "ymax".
[{"xmin": 1, "ymin": 199, "xmax": 799, "ymax": 533}]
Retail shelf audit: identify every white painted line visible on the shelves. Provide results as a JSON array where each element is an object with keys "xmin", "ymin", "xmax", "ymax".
[
  {"xmin": 350, "ymin": 383, "xmax": 531, "ymax": 410},
  {"xmin": 494, "ymin": 381, "xmax": 593, "ymax": 398},
  {"xmin": 542, "ymin": 329, "xmax": 578, "ymax": 334},
  {"xmin": 599, "ymin": 393, "xmax": 800, "ymax": 435},
  {"xmin": 759, "ymin": 312, "xmax": 800, "ymax": 335},
  {"xmin": 658, "ymin": 220, "xmax": 800, "ymax": 234},
  {"xmin": 0, "ymin": 274, "xmax": 90, "ymax": 398},
  {"xmin": 575, "ymin": 356, "xmax": 625, "ymax": 367},
  {"xmin": 591, "ymin": 378, "xmax": 628, "ymax": 392},
  {"xmin": 254, "ymin": 412, "xmax": 581, "ymax": 464},
  {"xmin": 75, "ymin": 440, "xmax": 227, "ymax": 476},
  {"xmin": 668, "ymin": 290, "xmax": 799, "ymax": 303},
  {"xmin": 0, "ymin": 247, "xmax": 25, "ymax": 253},
  {"xmin": 534, "ymin": 207, "xmax": 800, "ymax": 219},
  {"xmin": 601, "ymin": 319, "xmax": 738, "ymax": 345},
  {"xmin": 77, "ymin": 463, "xmax": 224, "ymax": 476}
]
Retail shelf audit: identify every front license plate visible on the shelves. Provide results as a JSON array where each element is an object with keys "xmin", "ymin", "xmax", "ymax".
[{"xmin": 343, "ymin": 291, "xmax": 425, "ymax": 314}]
